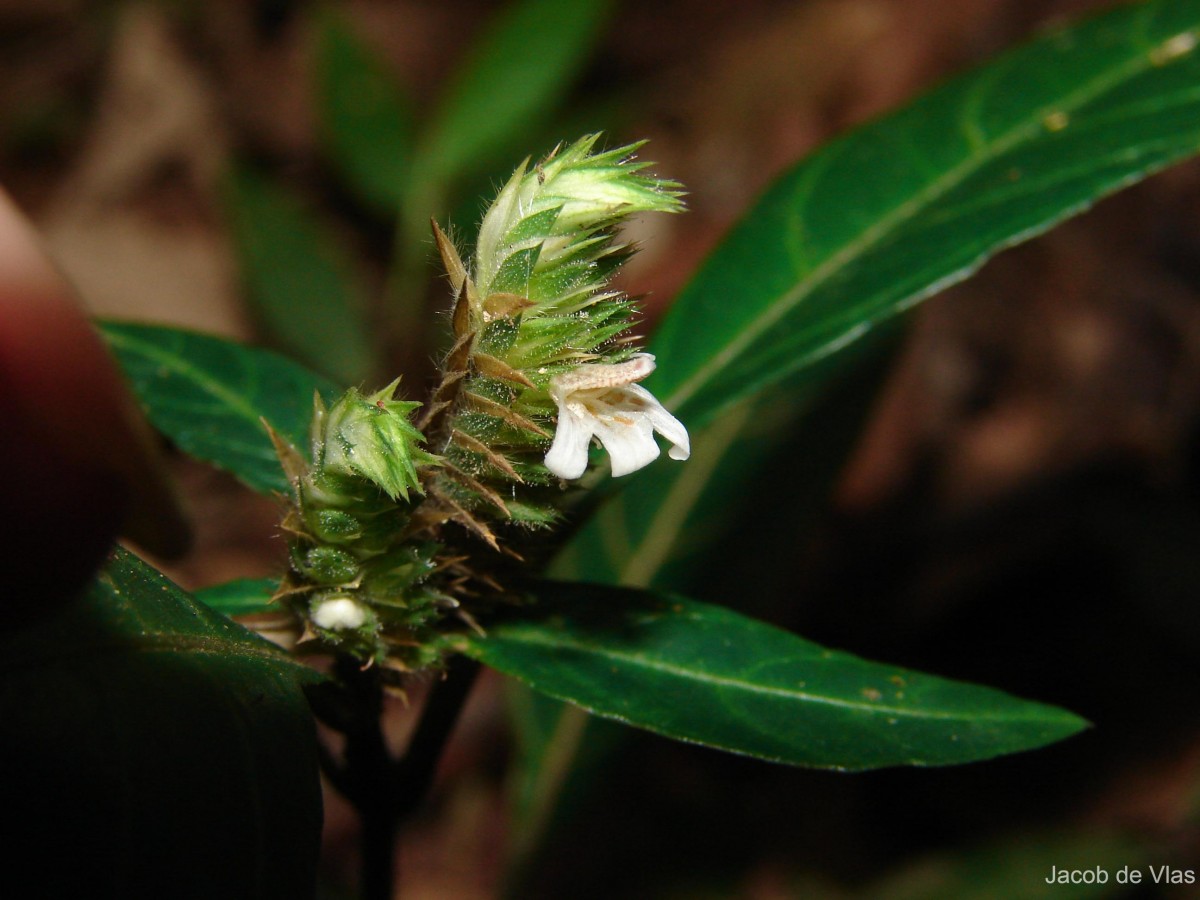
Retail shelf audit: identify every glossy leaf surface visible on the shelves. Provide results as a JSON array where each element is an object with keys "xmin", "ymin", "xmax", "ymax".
[
  {"xmin": 650, "ymin": 0, "xmax": 1200, "ymax": 426},
  {"xmin": 100, "ymin": 321, "xmax": 339, "ymax": 494},
  {"xmin": 466, "ymin": 584, "xmax": 1088, "ymax": 770},
  {"xmin": 0, "ymin": 548, "xmax": 322, "ymax": 896}
]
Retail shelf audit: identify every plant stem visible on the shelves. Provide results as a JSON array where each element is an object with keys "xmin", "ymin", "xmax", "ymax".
[
  {"xmin": 318, "ymin": 654, "xmax": 481, "ymax": 900},
  {"xmin": 394, "ymin": 655, "xmax": 482, "ymax": 817}
]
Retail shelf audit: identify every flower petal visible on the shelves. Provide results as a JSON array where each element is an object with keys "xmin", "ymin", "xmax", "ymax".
[
  {"xmin": 592, "ymin": 412, "xmax": 661, "ymax": 477},
  {"xmin": 546, "ymin": 356, "xmax": 689, "ymax": 479},
  {"xmin": 544, "ymin": 404, "xmax": 594, "ymax": 479},
  {"xmin": 626, "ymin": 384, "xmax": 690, "ymax": 461}
]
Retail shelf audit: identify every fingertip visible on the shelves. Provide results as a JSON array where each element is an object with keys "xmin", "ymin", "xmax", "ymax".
[{"xmin": 0, "ymin": 189, "xmax": 192, "ymax": 602}]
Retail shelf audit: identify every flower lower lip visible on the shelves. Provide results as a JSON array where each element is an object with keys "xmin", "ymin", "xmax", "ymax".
[{"xmin": 545, "ymin": 355, "xmax": 690, "ymax": 480}]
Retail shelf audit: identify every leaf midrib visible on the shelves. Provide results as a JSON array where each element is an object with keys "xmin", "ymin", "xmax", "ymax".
[
  {"xmin": 660, "ymin": 13, "xmax": 1178, "ymax": 415},
  {"xmin": 102, "ymin": 326, "xmax": 267, "ymax": 427},
  {"xmin": 486, "ymin": 627, "xmax": 1065, "ymax": 724}
]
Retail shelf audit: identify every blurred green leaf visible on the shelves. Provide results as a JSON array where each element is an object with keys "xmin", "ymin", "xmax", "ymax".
[
  {"xmin": 504, "ymin": 681, "xmax": 592, "ymax": 855},
  {"xmin": 552, "ymin": 383, "xmax": 813, "ymax": 586},
  {"xmin": 553, "ymin": 334, "xmax": 896, "ymax": 588},
  {"xmin": 100, "ymin": 321, "xmax": 339, "ymax": 494},
  {"xmin": 0, "ymin": 547, "xmax": 321, "ymax": 897},
  {"xmin": 314, "ymin": 9, "xmax": 415, "ymax": 214},
  {"xmin": 412, "ymin": 0, "xmax": 614, "ymax": 194},
  {"xmin": 195, "ymin": 577, "xmax": 279, "ymax": 617},
  {"xmin": 224, "ymin": 167, "xmax": 375, "ymax": 384},
  {"xmin": 650, "ymin": 0, "xmax": 1200, "ymax": 427},
  {"xmin": 466, "ymin": 583, "xmax": 1088, "ymax": 770}
]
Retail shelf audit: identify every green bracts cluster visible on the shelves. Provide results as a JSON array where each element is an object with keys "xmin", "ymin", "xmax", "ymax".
[
  {"xmin": 275, "ymin": 135, "xmax": 682, "ymax": 667},
  {"xmin": 416, "ymin": 135, "xmax": 683, "ymax": 545},
  {"xmin": 274, "ymin": 381, "xmax": 449, "ymax": 667}
]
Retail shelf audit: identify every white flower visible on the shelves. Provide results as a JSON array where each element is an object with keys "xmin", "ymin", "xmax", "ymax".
[
  {"xmin": 544, "ymin": 353, "xmax": 690, "ymax": 480},
  {"xmin": 311, "ymin": 596, "xmax": 367, "ymax": 631}
]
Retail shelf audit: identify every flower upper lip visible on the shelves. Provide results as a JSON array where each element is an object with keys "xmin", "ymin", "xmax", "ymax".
[{"xmin": 544, "ymin": 353, "xmax": 690, "ymax": 480}]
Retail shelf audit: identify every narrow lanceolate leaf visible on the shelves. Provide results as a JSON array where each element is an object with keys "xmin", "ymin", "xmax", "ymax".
[
  {"xmin": 464, "ymin": 584, "xmax": 1088, "ymax": 770},
  {"xmin": 224, "ymin": 167, "xmax": 375, "ymax": 384},
  {"xmin": 100, "ymin": 321, "xmax": 339, "ymax": 494},
  {"xmin": 518, "ymin": 341, "xmax": 896, "ymax": 870},
  {"xmin": 651, "ymin": 0, "xmax": 1200, "ymax": 426},
  {"xmin": 411, "ymin": 0, "xmax": 613, "ymax": 190},
  {"xmin": 0, "ymin": 548, "xmax": 322, "ymax": 897},
  {"xmin": 314, "ymin": 9, "xmax": 415, "ymax": 213}
]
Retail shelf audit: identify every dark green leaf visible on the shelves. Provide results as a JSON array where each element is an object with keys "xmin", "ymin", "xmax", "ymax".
[
  {"xmin": 100, "ymin": 320, "xmax": 339, "ymax": 494},
  {"xmin": 224, "ymin": 166, "xmax": 375, "ymax": 384},
  {"xmin": 516, "ymin": 348, "xmax": 894, "ymax": 871},
  {"xmin": 651, "ymin": 0, "xmax": 1200, "ymax": 426},
  {"xmin": 0, "ymin": 548, "xmax": 321, "ymax": 896},
  {"xmin": 466, "ymin": 584, "xmax": 1088, "ymax": 770},
  {"xmin": 503, "ymin": 0, "xmax": 1200, "ymax": 867},
  {"xmin": 412, "ymin": 0, "xmax": 613, "ymax": 191},
  {"xmin": 314, "ymin": 9, "xmax": 414, "ymax": 213},
  {"xmin": 196, "ymin": 576, "xmax": 279, "ymax": 617}
]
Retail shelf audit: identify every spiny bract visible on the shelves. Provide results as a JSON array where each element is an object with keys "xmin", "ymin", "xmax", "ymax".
[{"xmin": 275, "ymin": 134, "xmax": 684, "ymax": 669}]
